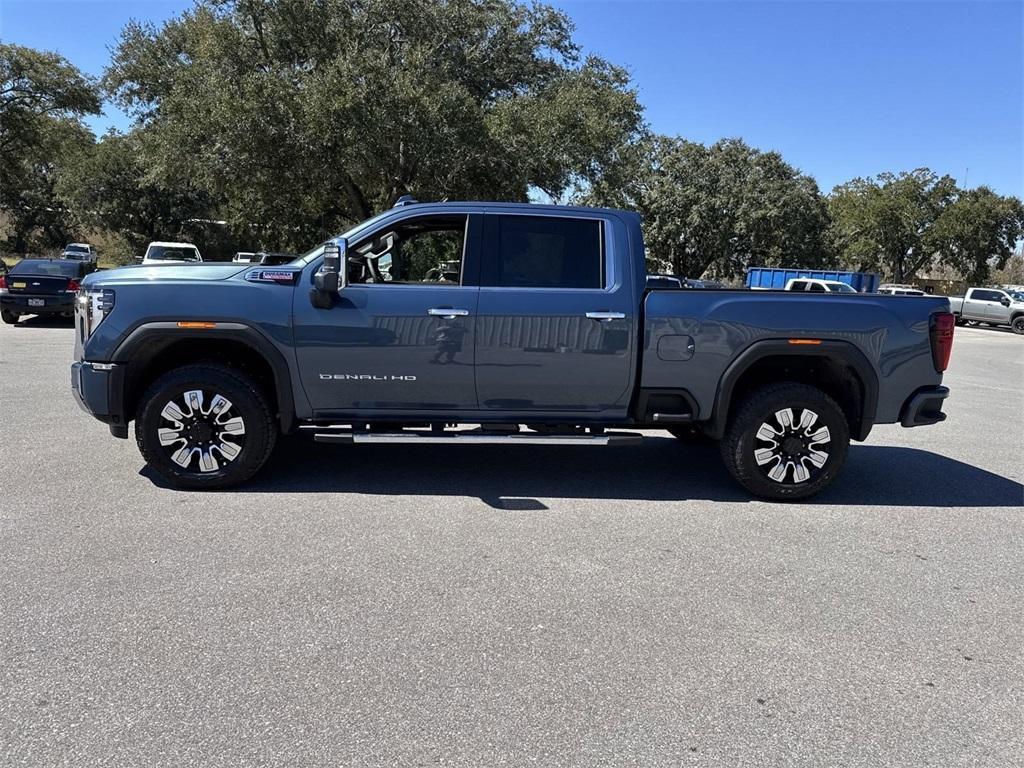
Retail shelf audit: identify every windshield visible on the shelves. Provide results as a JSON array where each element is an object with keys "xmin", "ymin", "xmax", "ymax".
[
  {"xmin": 64, "ymin": 244, "xmax": 89, "ymax": 253},
  {"xmin": 11, "ymin": 260, "xmax": 81, "ymax": 277},
  {"xmin": 147, "ymin": 245, "xmax": 200, "ymax": 262},
  {"xmin": 829, "ymin": 282, "xmax": 857, "ymax": 293},
  {"xmin": 293, "ymin": 210, "xmax": 400, "ymax": 267}
]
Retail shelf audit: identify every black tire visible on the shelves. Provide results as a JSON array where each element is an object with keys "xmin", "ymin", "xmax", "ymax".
[
  {"xmin": 720, "ymin": 382, "xmax": 849, "ymax": 501},
  {"xmin": 135, "ymin": 364, "xmax": 277, "ymax": 490},
  {"xmin": 1012, "ymin": 316, "xmax": 1024, "ymax": 335},
  {"xmin": 667, "ymin": 425, "xmax": 715, "ymax": 444},
  {"xmin": 1, "ymin": 309, "xmax": 18, "ymax": 325}
]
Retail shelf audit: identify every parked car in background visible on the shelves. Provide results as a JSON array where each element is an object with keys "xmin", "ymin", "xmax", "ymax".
[
  {"xmin": 60, "ymin": 243, "xmax": 97, "ymax": 274},
  {"xmin": 257, "ymin": 251, "xmax": 298, "ymax": 266},
  {"xmin": 62, "ymin": 243, "xmax": 93, "ymax": 260},
  {"xmin": 1, "ymin": 258, "xmax": 90, "ymax": 324},
  {"xmin": 646, "ymin": 275, "xmax": 683, "ymax": 289},
  {"xmin": 232, "ymin": 252, "xmax": 258, "ymax": 263},
  {"xmin": 785, "ymin": 278, "xmax": 857, "ymax": 294},
  {"xmin": 878, "ymin": 284, "xmax": 926, "ymax": 296},
  {"xmin": 947, "ymin": 287, "xmax": 1024, "ymax": 333},
  {"xmin": 141, "ymin": 242, "xmax": 203, "ymax": 265},
  {"xmin": 747, "ymin": 267, "xmax": 879, "ymax": 293}
]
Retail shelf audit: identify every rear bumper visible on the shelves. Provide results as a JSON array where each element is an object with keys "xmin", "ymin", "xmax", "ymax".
[
  {"xmin": 900, "ymin": 385, "xmax": 949, "ymax": 427},
  {"xmin": 71, "ymin": 361, "xmax": 129, "ymax": 437},
  {"xmin": 2, "ymin": 293, "xmax": 75, "ymax": 314}
]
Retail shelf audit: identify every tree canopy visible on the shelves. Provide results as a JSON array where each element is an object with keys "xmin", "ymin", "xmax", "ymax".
[
  {"xmin": 584, "ymin": 135, "xmax": 831, "ymax": 279},
  {"xmin": 828, "ymin": 170, "xmax": 1024, "ymax": 283},
  {"xmin": 103, "ymin": 0, "xmax": 644, "ymax": 249},
  {"xmin": 0, "ymin": 43, "xmax": 100, "ymax": 251}
]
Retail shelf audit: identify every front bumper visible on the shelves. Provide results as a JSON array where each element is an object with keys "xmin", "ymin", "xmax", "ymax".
[
  {"xmin": 71, "ymin": 361, "xmax": 128, "ymax": 437},
  {"xmin": 2, "ymin": 293, "xmax": 75, "ymax": 315},
  {"xmin": 900, "ymin": 385, "xmax": 949, "ymax": 427}
]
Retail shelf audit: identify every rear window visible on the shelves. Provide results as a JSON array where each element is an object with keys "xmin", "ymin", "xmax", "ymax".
[
  {"xmin": 483, "ymin": 215, "xmax": 603, "ymax": 289},
  {"xmin": 10, "ymin": 260, "xmax": 81, "ymax": 277}
]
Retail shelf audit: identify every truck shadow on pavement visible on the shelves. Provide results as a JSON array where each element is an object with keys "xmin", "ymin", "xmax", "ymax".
[{"xmin": 169, "ymin": 435, "xmax": 1023, "ymax": 508}]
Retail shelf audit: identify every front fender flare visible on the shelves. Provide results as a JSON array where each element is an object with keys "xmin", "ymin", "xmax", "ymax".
[{"xmin": 112, "ymin": 321, "xmax": 296, "ymax": 433}]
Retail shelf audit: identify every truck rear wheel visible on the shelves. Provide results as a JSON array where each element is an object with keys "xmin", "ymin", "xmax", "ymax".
[
  {"xmin": 135, "ymin": 364, "xmax": 277, "ymax": 490},
  {"xmin": 1, "ymin": 309, "xmax": 18, "ymax": 325},
  {"xmin": 720, "ymin": 382, "xmax": 849, "ymax": 501}
]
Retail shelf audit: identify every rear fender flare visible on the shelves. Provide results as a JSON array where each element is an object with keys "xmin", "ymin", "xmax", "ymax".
[{"xmin": 707, "ymin": 339, "xmax": 879, "ymax": 441}]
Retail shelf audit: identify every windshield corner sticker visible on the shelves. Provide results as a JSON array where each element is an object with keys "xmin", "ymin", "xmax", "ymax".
[{"xmin": 244, "ymin": 269, "xmax": 299, "ymax": 284}]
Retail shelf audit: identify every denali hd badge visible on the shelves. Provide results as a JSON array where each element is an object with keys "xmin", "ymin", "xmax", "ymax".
[{"xmin": 320, "ymin": 374, "xmax": 417, "ymax": 381}]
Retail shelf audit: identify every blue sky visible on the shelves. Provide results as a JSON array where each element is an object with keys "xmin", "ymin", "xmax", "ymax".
[{"xmin": 1, "ymin": 0, "xmax": 1021, "ymax": 196}]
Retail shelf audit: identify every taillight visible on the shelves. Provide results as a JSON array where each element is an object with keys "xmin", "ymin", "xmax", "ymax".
[
  {"xmin": 66, "ymin": 279, "xmax": 81, "ymax": 293},
  {"xmin": 0, "ymin": 276, "xmax": 6, "ymax": 293},
  {"xmin": 929, "ymin": 312, "xmax": 955, "ymax": 372}
]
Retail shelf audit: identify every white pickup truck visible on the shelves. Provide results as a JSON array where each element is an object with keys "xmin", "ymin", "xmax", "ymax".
[{"xmin": 948, "ymin": 287, "xmax": 1024, "ymax": 334}]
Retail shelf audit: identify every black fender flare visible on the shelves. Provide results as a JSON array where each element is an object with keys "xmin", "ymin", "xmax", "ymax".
[
  {"xmin": 707, "ymin": 339, "xmax": 879, "ymax": 441},
  {"xmin": 112, "ymin": 321, "xmax": 296, "ymax": 433}
]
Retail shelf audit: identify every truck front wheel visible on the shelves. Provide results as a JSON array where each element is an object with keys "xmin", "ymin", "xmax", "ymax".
[
  {"xmin": 720, "ymin": 383, "xmax": 849, "ymax": 501},
  {"xmin": 1012, "ymin": 316, "xmax": 1024, "ymax": 335},
  {"xmin": 135, "ymin": 364, "xmax": 277, "ymax": 490}
]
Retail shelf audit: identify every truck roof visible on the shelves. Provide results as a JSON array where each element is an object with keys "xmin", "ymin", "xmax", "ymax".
[{"xmin": 374, "ymin": 201, "xmax": 642, "ymax": 220}]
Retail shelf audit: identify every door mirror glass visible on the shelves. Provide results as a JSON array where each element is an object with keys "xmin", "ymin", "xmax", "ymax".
[{"xmin": 312, "ymin": 239, "xmax": 346, "ymax": 307}]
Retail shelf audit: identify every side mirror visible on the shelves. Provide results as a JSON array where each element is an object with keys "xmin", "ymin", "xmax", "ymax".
[
  {"xmin": 1000, "ymin": 297, "xmax": 1011, "ymax": 306},
  {"xmin": 311, "ymin": 239, "xmax": 346, "ymax": 308}
]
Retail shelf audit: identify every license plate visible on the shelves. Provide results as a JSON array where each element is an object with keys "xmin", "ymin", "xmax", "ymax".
[
  {"xmin": 12, "ymin": 282, "xmax": 26, "ymax": 289},
  {"xmin": 28, "ymin": 298, "xmax": 45, "ymax": 307}
]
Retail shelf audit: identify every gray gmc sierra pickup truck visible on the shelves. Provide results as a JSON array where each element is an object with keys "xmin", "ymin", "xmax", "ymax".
[{"xmin": 71, "ymin": 202, "xmax": 954, "ymax": 500}]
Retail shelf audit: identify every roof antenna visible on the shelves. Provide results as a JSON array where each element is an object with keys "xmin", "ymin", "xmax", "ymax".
[{"xmin": 393, "ymin": 194, "xmax": 418, "ymax": 207}]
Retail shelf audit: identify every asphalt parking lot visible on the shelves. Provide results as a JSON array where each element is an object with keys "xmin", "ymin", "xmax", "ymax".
[{"xmin": 1, "ymin": 318, "xmax": 1022, "ymax": 767}]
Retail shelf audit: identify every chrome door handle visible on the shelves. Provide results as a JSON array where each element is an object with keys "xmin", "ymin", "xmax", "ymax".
[
  {"xmin": 585, "ymin": 311, "xmax": 626, "ymax": 321},
  {"xmin": 427, "ymin": 307, "xmax": 470, "ymax": 318}
]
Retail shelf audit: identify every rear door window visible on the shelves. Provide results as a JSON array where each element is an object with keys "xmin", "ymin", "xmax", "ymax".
[
  {"xmin": 483, "ymin": 215, "xmax": 603, "ymax": 289},
  {"xmin": 10, "ymin": 260, "xmax": 80, "ymax": 277}
]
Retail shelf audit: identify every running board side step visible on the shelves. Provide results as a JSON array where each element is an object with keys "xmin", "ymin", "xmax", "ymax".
[{"xmin": 313, "ymin": 431, "xmax": 643, "ymax": 446}]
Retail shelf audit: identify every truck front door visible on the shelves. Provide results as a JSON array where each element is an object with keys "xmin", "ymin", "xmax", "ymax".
[
  {"xmin": 963, "ymin": 289, "xmax": 1001, "ymax": 321},
  {"xmin": 292, "ymin": 214, "xmax": 481, "ymax": 414},
  {"xmin": 473, "ymin": 213, "xmax": 636, "ymax": 415}
]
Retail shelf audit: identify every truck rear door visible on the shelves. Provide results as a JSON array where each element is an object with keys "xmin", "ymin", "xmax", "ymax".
[{"xmin": 474, "ymin": 212, "xmax": 636, "ymax": 414}]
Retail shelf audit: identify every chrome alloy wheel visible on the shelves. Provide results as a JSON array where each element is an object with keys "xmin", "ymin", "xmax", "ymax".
[
  {"xmin": 753, "ymin": 407, "xmax": 831, "ymax": 484},
  {"xmin": 157, "ymin": 389, "xmax": 246, "ymax": 473}
]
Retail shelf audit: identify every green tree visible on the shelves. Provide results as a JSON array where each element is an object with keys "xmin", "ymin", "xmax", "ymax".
[
  {"xmin": 104, "ymin": 0, "xmax": 644, "ymax": 249},
  {"xmin": 58, "ymin": 130, "xmax": 217, "ymax": 261},
  {"xmin": 827, "ymin": 169, "xmax": 958, "ymax": 282},
  {"xmin": 583, "ymin": 135, "xmax": 830, "ymax": 278},
  {"xmin": 927, "ymin": 186, "xmax": 1024, "ymax": 285},
  {"xmin": 0, "ymin": 43, "xmax": 100, "ymax": 252}
]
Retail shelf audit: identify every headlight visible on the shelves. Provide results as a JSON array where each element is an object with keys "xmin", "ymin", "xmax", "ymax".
[{"xmin": 77, "ymin": 287, "xmax": 115, "ymax": 341}]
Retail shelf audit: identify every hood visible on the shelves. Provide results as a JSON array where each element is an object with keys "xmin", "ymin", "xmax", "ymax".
[{"xmin": 83, "ymin": 263, "xmax": 249, "ymax": 286}]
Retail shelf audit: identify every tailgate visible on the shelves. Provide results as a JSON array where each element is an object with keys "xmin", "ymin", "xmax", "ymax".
[{"xmin": 7, "ymin": 274, "xmax": 74, "ymax": 294}]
